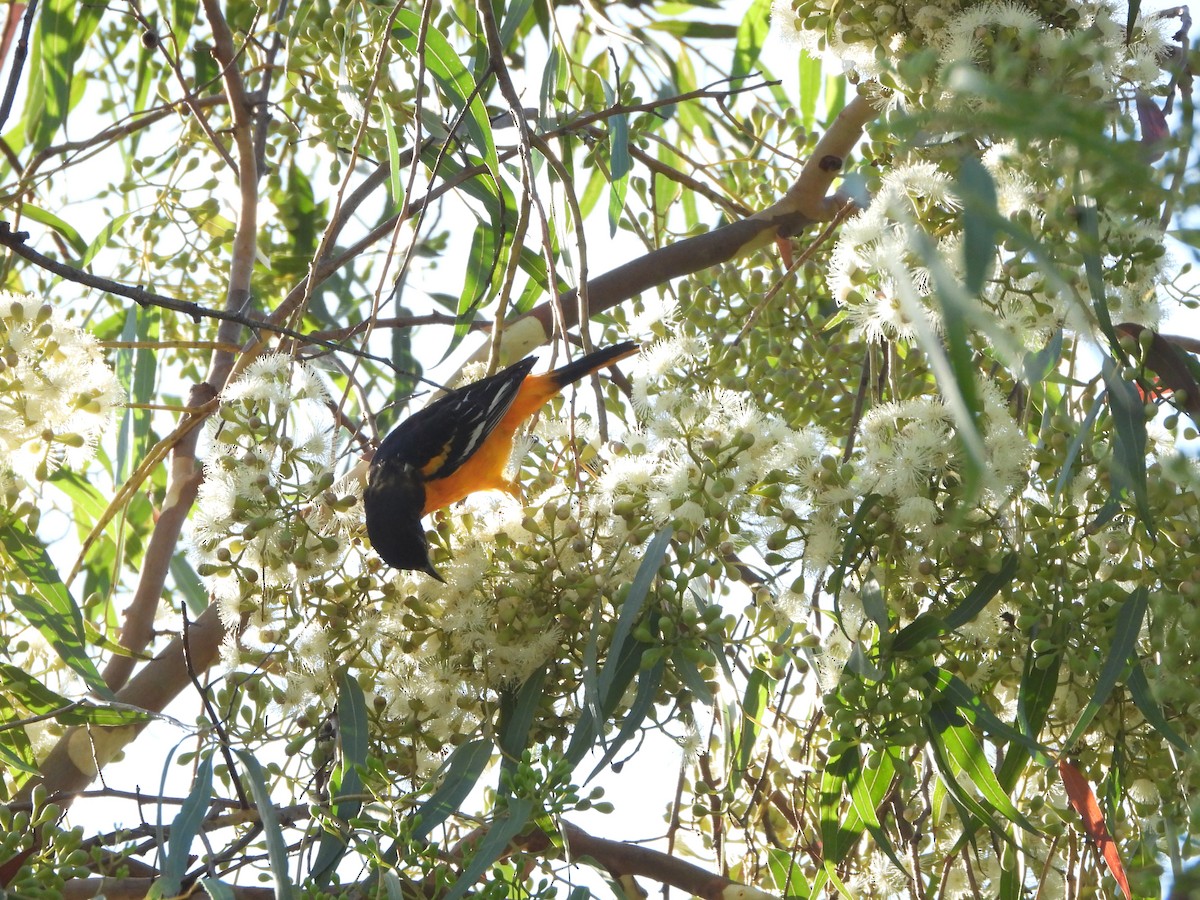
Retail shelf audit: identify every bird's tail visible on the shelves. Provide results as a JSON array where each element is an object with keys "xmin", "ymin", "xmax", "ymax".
[{"xmin": 547, "ymin": 340, "xmax": 639, "ymax": 389}]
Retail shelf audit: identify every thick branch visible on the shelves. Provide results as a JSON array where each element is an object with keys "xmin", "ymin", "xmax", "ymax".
[
  {"xmin": 470, "ymin": 88, "xmax": 878, "ymax": 363},
  {"xmin": 520, "ymin": 822, "xmax": 778, "ymax": 900},
  {"xmin": 17, "ymin": 602, "xmax": 227, "ymax": 805}
]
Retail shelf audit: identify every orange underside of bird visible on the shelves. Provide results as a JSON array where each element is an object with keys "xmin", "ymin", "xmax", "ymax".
[{"xmin": 363, "ymin": 340, "xmax": 639, "ymax": 580}]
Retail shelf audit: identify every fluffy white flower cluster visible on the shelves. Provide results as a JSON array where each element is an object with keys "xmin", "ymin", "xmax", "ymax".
[
  {"xmin": 192, "ymin": 353, "xmax": 353, "ymax": 628},
  {"xmin": 829, "ymin": 152, "xmax": 1166, "ymax": 353},
  {"xmin": 828, "ymin": 163, "xmax": 964, "ymax": 343},
  {"xmin": 772, "ymin": 0, "xmax": 1168, "ymax": 97},
  {"xmin": 0, "ymin": 291, "xmax": 122, "ymax": 495},
  {"xmin": 859, "ymin": 379, "xmax": 1029, "ymax": 512}
]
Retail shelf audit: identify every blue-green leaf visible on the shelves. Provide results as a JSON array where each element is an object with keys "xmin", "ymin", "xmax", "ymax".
[
  {"xmin": 497, "ymin": 666, "xmax": 547, "ymax": 794},
  {"xmin": 1065, "ymin": 586, "xmax": 1148, "ymax": 749},
  {"xmin": 234, "ymin": 750, "xmax": 294, "ymax": 899},
  {"xmin": 412, "ymin": 738, "xmax": 494, "ymax": 842},
  {"xmin": 310, "ymin": 671, "xmax": 370, "ymax": 883},
  {"xmin": 942, "ymin": 553, "xmax": 1018, "ymax": 631},
  {"xmin": 1054, "ymin": 391, "xmax": 1103, "ymax": 498},
  {"xmin": 160, "ymin": 752, "xmax": 214, "ymax": 894},
  {"xmin": 1102, "ymin": 357, "xmax": 1155, "ymax": 536},
  {"xmin": 1127, "ymin": 661, "xmax": 1189, "ymax": 754},
  {"xmin": 958, "ymin": 158, "xmax": 998, "ymax": 297},
  {"xmin": 441, "ymin": 798, "xmax": 534, "ymax": 900}
]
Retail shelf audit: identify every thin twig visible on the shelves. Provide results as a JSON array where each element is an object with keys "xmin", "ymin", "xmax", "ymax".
[
  {"xmin": 0, "ymin": 0, "xmax": 39, "ymax": 134},
  {"xmin": 0, "ymin": 222, "xmax": 410, "ymax": 374},
  {"xmin": 734, "ymin": 198, "xmax": 856, "ymax": 344},
  {"xmin": 181, "ymin": 606, "xmax": 250, "ymax": 809}
]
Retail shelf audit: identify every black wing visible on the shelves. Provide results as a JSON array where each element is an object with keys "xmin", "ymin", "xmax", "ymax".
[{"xmin": 374, "ymin": 356, "xmax": 538, "ymax": 480}]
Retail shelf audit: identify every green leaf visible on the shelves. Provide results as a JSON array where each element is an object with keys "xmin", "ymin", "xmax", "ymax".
[
  {"xmin": 891, "ymin": 613, "xmax": 945, "ymax": 654},
  {"xmin": 310, "ymin": 671, "xmax": 370, "ymax": 883},
  {"xmin": 160, "ymin": 752, "xmax": 215, "ymax": 894},
  {"xmin": 1022, "ymin": 329, "xmax": 1063, "ymax": 385},
  {"xmin": 929, "ymin": 701, "xmax": 1035, "ymax": 830},
  {"xmin": 234, "ymin": 750, "xmax": 295, "ymax": 900},
  {"xmin": 411, "ymin": 738, "xmax": 494, "ymax": 842},
  {"xmin": 569, "ymin": 527, "xmax": 672, "ymax": 769},
  {"xmin": 798, "ymin": 50, "xmax": 823, "ymax": 133},
  {"xmin": 499, "ymin": 0, "xmax": 535, "ymax": 47},
  {"xmin": 846, "ymin": 747, "xmax": 908, "ymax": 874},
  {"xmin": 1065, "ymin": 586, "xmax": 1149, "ymax": 749},
  {"xmin": 34, "ymin": 0, "xmax": 104, "ymax": 148},
  {"xmin": 1054, "ymin": 391, "xmax": 1103, "ymax": 498},
  {"xmin": 599, "ymin": 526, "xmax": 671, "ymax": 703},
  {"xmin": 441, "ymin": 798, "xmax": 534, "ymax": 900},
  {"xmin": 958, "ymin": 157, "xmax": 998, "ymax": 297},
  {"xmin": 3, "ymin": 520, "xmax": 111, "ymax": 698},
  {"xmin": 79, "ymin": 212, "xmax": 131, "ymax": 267},
  {"xmin": 820, "ymin": 746, "xmax": 898, "ymax": 865},
  {"xmin": 21, "ymin": 204, "xmax": 88, "ymax": 256},
  {"xmin": 671, "ymin": 643, "xmax": 715, "ymax": 705},
  {"xmin": 168, "ymin": 554, "xmax": 209, "ymax": 616},
  {"xmin": 647, "ymin": 20, "xmax": 737, "ymax": 38},
  {"xmin": 731, "ymin": 0, "xmax": 772, "ymax": 80},
  {"xmin": 932, "ymin": 670, "xmax": 1052, "ymax": 766},
  {"xmin": 1102, "ymin": 357, "xmax": 1155, "ymax": 537},
  {"xmin": 382, "ymin": 102, "xmax": 403, "ymax": 211},
  {"xmin": 392, "ymin": 10, "xmax": 497, "ymax": 175},
  {"xmin": 828, "ymin": 493, "xmax": 881, "ymax": 623},
  {"xmin": 0, "ymin": 663, "xmax": 148, "ymax": 727},
  {"xmin": 172, "ymin": 0, "xmax": 200, "ymax": 54},
  {"xmin": 730, "ymin": 667, "xmax": 772, "ymax": 789},
  {"xmin": 456, "ymin": 223, "xmax": 500, "ymax": 346},
  {"xmin": 1077, "ymin": 203, "xmax": 1120, "ymax": 349},
  {"xmin": 0, "ymin": 696, "xmax": 39, "ymax": 776},
  {"xmin": 859, "ymin": 572, "xmax": 888, "ymax": 630},
  {"xmin": 1127, "ymin": 661, "xmax": 1189, "ymax": 754},
  {"xmin": 997, "ymin": 636, "xmax": 1061, "ymax": 791},
  {"xmin": 587, "ymin": 651, "xmax": 664, "ymax": 782},
  {"xmin": 924, "ymin": 711, "xmax": 1009, "ymax": 835},
  {"xmin": 198, "ymin": 878, "xmax": 236, "ymax": 900},
  {"xmin": 497, "ymin": 666, "xmax": 547, "ymax": 793},
  {"xmin": 914, "ymin": 229, "xmax": 985, "ymax": 502},
  {"xmin": 942, "ymin": 553, "xmax": 1018, "ymax": 631}
]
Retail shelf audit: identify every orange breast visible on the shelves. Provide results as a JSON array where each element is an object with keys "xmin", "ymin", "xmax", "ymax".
[{"xmin": 418, "ymin": 373, "xmax": 574, "ymax": 513}]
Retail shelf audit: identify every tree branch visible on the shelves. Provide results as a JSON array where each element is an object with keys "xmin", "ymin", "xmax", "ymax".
[
  {"xmin": 0, "ymin": 0, "xmax": 38, "ymax": 134},
  {"xmin": 0, "ymin": 224, "xmax": 404, "ymax": 369},
  {"xmin": 520, "ymin": 821, "xmax": 779, "ymax": 900}
]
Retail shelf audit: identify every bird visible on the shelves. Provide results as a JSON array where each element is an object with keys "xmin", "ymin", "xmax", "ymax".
[{"xmin": 364, "ymin": 340, "xmax": 639, "ymax": 580}]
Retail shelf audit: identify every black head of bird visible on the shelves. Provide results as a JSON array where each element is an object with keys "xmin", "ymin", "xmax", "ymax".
[{"xmin": 363, "ymin": 456, "xmax": 445, "ymax": 582}]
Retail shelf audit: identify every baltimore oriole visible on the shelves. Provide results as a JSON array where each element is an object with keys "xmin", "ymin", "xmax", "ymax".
[{"xmin": 365, "ymin": 340, "xmax": 639, "ymax": 580}]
